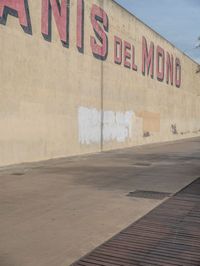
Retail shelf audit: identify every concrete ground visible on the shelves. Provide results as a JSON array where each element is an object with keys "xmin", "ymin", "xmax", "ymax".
[{"xmin": 0, "ymin": 137, "xmax": 200, "ymax": 266}]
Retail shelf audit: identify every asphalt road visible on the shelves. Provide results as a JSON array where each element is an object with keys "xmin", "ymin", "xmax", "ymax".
[{"xmin": 0, "ymin": 137, "xmax": 200, "ymax": 266}]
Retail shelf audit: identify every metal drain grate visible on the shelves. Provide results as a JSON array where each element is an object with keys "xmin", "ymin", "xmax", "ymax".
[
  {"xmin": 127, "ymin": 190, "xmax": 171, "ymax": 200},
  {"xmin": 11, "ymin": 172, "xmax": 25, "ymax": 176},
  {"xmin": 133, "ymin": 162, "xmax": 152, "ymax": 167}
]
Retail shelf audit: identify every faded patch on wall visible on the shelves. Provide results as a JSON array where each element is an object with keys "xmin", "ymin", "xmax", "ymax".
[
  {"xmin": 137, "ymin": 111, "xmax": 160, "ymax": 133},
  {"xmin": 78, "ymin": 106, "xmax": 134, "ymax": 144}
]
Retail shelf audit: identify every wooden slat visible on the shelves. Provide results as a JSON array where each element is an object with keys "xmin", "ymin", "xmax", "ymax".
[{"xmin": 72, "ymin": 178, "xmax": 200, "ymax": 266}]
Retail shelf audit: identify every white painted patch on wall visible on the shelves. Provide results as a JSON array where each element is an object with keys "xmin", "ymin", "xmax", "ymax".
[{"xmin": 78, "ymin": 106, "xmax": 135, "ymax": 145}]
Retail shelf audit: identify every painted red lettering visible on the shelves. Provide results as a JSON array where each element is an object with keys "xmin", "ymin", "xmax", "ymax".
[
  {"xmin": 114, "ymin": 36, "xmax": 122, "ymax": 64},
  {"xmin": 90, "ymin": 4, "xmax": 109, "ymax": 60},
  {"xmin": 156, "ymin": 45, "xmax": 165, "ymax": 81},
  {"xmin": 132, "ymin": 45, "xmax": 137, "ymax": 71},
  {"xmin": 175, "ymin": 58, "xmax": 181, "ymax": 88},
  {"xmin": 0, "ymin": 0, "xmax": 28, "ymax": 27},
  {"xmin": 142, "ymin": 36, "xmax": 154, "ymax": 78},
  {"xmin": 41, "ymin": 0, "xmax": 69, "ymax": 44},
  {"xmin": 166, "ymin": 52, "xmax": 174, "ymax": 85},
  {"xmin": 124, "ymin": 41, "xmax": 131, "ymax": 68}
]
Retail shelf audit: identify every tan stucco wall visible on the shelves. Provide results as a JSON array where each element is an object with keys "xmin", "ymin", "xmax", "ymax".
[{"xmin": 0, "ymin": 0, "xmax": 200, "ymax": 167}]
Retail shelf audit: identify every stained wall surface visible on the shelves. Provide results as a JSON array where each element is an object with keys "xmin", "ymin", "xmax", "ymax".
[{"xmin": 0, "ymin": 0, "xmax": 200, "ymax": 166}]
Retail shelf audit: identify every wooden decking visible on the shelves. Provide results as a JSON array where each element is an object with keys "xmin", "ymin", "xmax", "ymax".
[{"xmin": 72, "ymin": 178, "xmax": 200, "ymax": 266}]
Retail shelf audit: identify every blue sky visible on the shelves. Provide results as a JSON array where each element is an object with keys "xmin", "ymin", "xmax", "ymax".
[{"xmin": 115, "ymin": 0, "xmax": 200, "ymax": 63}]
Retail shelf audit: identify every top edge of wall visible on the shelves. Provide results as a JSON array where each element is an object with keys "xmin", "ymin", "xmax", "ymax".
[{"xmin": 111, "ymin": 0, "xmax": 199, "ymax": 66}]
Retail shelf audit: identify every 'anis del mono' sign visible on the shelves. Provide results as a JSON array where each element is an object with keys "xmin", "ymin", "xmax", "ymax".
[{"xmin": 0, "ymin": 0, "xmax": 182, "ymax": 87}]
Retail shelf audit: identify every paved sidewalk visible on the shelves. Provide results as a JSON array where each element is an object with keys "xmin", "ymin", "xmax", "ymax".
[
  {"xmin": 72, "ymin": 178, "xmax": 200, "ymax": 266},
  {"xmin": 0, "ymin": 137, "xmax": 200, "ymax": 266}
]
